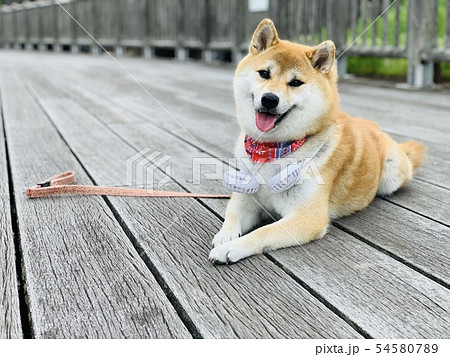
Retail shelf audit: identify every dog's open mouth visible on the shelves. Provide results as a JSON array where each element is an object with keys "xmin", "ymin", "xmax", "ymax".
[{"xmin": 255, "ymin": 109, "xmax": 290, "ymax": 132}]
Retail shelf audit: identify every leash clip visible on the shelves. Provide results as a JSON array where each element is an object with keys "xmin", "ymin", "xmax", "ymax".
[{"xmin": 37, "ymin": 181, "xmax": 51, "ymax": 188}]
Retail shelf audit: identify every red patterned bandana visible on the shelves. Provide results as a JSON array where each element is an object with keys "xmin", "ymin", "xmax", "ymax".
[{"xmin": 244, "ymin": 135, "xmax": 308, "ymax": 163}]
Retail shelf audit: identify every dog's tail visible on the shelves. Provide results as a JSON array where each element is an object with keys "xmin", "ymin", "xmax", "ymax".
[{"xmin": 400, "ymin": 140, "xmax": 426, "ymax": 173}]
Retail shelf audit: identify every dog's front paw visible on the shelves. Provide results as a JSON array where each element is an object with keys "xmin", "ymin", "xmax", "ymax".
[
  {"xmin": 208, "ymin": 240, "xmax": 254, "ymax": 265},
  {"xmin": 212, "ymin": 225, "xmax": 241, "ymax": 248}
]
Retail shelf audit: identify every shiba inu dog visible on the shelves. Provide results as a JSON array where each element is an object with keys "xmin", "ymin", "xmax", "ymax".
[{"xmin": 209, "ymin": 19, "xmax": 425, "ymax": 264}]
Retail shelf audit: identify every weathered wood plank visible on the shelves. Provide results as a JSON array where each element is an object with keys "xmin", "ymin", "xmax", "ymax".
[
  {"xmin": 13, "ymin": 53, "xmax": 449, "ymax": 245},
  {"xmin": 22, "ymin": 67, "xmax": 361, "ymax": 338},
  {"xmin": 336, "ymin": 198, "xmax": 450, "ymax": 286},
  {"xmin": 447, "ymin": 0, "xmax": 450, "ymax": 49},
  {"xmin": 47, "ymin": 59, "xmax": 239, "ymax": 159},
  {"xmin": 270, "ymin": 226, "xmax": 450, "ymax": 338},
  {"xmin": 0, "ymin": 70, "xmax": 191, "ymax": 338},
  {"xmin": 382, "ymin": 0, "xmax": 389, "ymax": 47},
  {"xmin": 52, "ymin": 55, "xmax": 450, "ymax": 150},
  {"xmin": 0, "ymin": 89, "xmax": 22, "ymax": 339},
  {"xmin": 339, "ymin": 85, "xmax": 450, "ymax": 130},
  {"xmin": 47, "ymin": 56, "xmax": 450, "ymax": 192},
  {"xmin": 383, "ymin": 178, "xmax": 450, "ymax": 226},
  {"xmin": 33, "ymin": 53, "xmax": 449, "ymax": 224},
  {"xmin": 43, "ymin": 50, "xmax": 450, "ymax": 190},
  {"xmin": 341, "ymin": 100, "xmax": 450, "ymax": 149},
  {"xmin": 35, "ymin": 62, "xmax": 450, "ymax": 338},
  {"xmin": 394, "ymin": 0, "xmax": 401, "ymax": 47}
]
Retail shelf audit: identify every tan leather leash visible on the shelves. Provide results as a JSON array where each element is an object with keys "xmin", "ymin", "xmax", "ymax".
[{"xmin": 26, "ymin": 171, "xmax": 230, "ymax": 199}]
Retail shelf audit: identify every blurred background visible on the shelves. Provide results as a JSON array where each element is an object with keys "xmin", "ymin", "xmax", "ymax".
[{"xmin": 0, "ymin": 0, "xmax": 449, "ymax": 87}]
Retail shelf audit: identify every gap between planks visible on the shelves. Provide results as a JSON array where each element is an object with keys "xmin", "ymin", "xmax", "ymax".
[
  {"xmin": 22, "ymin": 67, "xmax": 450, "ymax": 336},
  {"xmin": 17, "ymin": 66, "xmax": 362, "ymax": 333},
  {"xmin": 0, "ymin": 86, "xmax": 24, "ymax": 338},
  {"xmin": 30, "ymin": 65, "xmax": 450, "ymax": 284}
]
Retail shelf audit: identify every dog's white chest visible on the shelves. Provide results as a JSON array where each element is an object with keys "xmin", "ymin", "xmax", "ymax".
[{"xmin": 234, "ymin": 143, "xmax": 322, "ymax": 217}]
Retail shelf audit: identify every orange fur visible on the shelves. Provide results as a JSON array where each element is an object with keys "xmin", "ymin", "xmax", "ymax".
[
  {"xmin": 400, "ymin": 141, "xmax": 427, "ymax": 172},
  {"xmin": 209, "ymin": 19, "xmax": 426, "ymax": 264}
]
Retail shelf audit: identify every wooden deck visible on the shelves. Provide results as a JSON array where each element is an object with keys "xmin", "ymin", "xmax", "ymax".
[{"xmin": 0, "ymin": 50, "xmax": 449, "ymax": 339}]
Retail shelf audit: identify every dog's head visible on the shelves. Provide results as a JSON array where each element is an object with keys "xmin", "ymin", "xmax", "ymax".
[{"xmin": 234, "ymin": 19, "xmax": 339, "ymax": 142}]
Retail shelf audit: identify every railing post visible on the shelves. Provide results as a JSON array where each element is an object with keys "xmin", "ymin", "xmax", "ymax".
[
  {"xmin": 327, "ymin": 0, "xmax": 349, "ymax": 77},
  {"xmin": 90, "ymin": 0, "xmax": 100, "ymax": 55},
  {"xmin": 406, "ymin": 0, "xmax": 435, "ymax": 88},
  {"xmin": 25, "ymin": 2, "xmax": 34, "ymax": 50},
  {"xmin": 38, "ymin": 1, "xmax": 46, "ymax": 51},
  {"xmin": 176, "ymin": 0, "xmax": 187, "ymax": 60},
  {"xmin": 12, "ymin": 3, "xmax": 20, "ymax": 49},
  {"xmin": 203, "ymin": 0, "xmax": 213, "ymax": 63},
  {"xmin": 115, "ymin": 0, "xmax": 124, "ymax": 57},
  {"xmin": 54, "ymin": 1, "xmax": 62, "ymax": 52},
  {"xmin": 231, "ymin": 0, "xmax": 244, "ymax": 63}
]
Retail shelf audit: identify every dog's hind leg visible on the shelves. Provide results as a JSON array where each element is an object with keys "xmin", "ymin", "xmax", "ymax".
[{"xmin": 377, "ymin": 140, "xmax": 426, "ymax": 197}]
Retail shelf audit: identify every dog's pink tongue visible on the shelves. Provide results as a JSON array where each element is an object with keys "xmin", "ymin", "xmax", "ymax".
[{"xmin": 256, "ymin": 112, "xmax": 278, "ymax": 132}]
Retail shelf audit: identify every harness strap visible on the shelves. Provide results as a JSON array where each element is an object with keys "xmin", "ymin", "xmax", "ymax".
[{"xmin": 26, "ymin": 171, "xmax": 230, "ymax": 199}]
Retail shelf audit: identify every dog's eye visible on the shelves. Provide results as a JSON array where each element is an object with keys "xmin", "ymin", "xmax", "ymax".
[
  {"xmin": 258, "ymin": 70, "xmax": 270, "ymax": 80},
  {"xmin": 288, "ymin": 79, "xmax": 304, "ymax": 87}
]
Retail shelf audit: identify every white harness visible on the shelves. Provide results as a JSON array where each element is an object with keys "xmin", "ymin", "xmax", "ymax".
[{"xmin": 223, "ymin": 137, "xmax": 328, "ymax": 194}]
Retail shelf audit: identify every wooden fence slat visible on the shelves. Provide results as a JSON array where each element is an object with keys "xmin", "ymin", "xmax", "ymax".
[
  {"xmin": 119, "ymin": 0, "xmax": 146, "ymax": 47},
  {"xmin": 394, "ymin": 0, "xmax": 401, "ymax": 48},
  {"xmin": 446, "ymin": 0, "xmax": 450, "ymax": 49},
  {"xmin": 1, "ymin": 0, "xmax": 449, "ymax": 78},
  {"xmin": 91, "ymin": 0, "xmax": 117, "ymax": 47},
  {"xmin": 406, "ymin": 0, "xmax": 435, "ymax": 87},
  {"xmin": 73, "ymin": 0, "xmax": 94, "ymax": 47},
  {"xmin": 371, "ymin": 0, "xmax": 379, "ymax": 46},
  {"xmin": 14, "ymin": 3, "xmax": 27, "ymax": 45},
  {"xmin": 382, "ymin": 0, "xmax": 389, "ymax": 47},
  {"xmin": 361, "ymin": 0, "xmax": 368, "ymax": 46},
  {"xmin": 181, "ymin": 0, "xmax": 207, "ymax": 49},
  {"xmin": 55, "ymin": 2, "xmax": 75, "ymax": 48},
  {"xmin": 349, "ymin": 0, "xmax": 357, "ymax": 42},
  {"xmin": 0, "ymin": 9, "xmax": 5, "ymax": 46},
  {"xmin": 148, "ymin": 0, "xmax": 178, "ymax": 48},
  {"xmin": 26, "ymin": 2, "xmax": 40, "ymax": 47}
]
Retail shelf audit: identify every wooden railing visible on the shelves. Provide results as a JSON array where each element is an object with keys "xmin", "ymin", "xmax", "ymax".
[{"xmin": 1, "ymin": 0, "xmax": 449, "ymax": 88}]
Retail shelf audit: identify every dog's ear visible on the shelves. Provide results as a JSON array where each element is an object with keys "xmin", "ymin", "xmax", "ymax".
[
  {"xmin": 249, "ymin": 19, "xmax": 280, "ymax": 55},
  {"xmin": 309, "ymin": 41, "xmax": 336, "ymax": 73}
]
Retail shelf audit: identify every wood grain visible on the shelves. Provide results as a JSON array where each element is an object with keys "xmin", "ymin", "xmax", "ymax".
[
  {"xmin": 336, "ymin": 198, "xmax": 450, "ymax": 285},
  {"xmin": 41, "ymin": 54, "xmax": 450, "ymax": 214},
  {"xmin": 383, "ymin": 179, "xmax": 450, "ymax": 226},
  {"xmin": 0, "ymin": 70, "xmax": 190, "ymax": 338},
  {"xmin": 2, "ymin": 51, "xmax": 448, "ymax": 338},
  {"xmin": 0, "ymin": 90, "xmax": 22, "ymax": 339},
  {"xmin": 22, "ymin": 67, "xmax": 361, "ymax": 338},
  {"xmin": 31, "ymin": 59, "xmax": 450, "ymax": 338},
  {"xmin": 269, "ymin": 226, "xmax": 450, "ymax": 338}
]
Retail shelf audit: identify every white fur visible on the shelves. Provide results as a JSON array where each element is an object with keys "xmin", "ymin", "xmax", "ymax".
[
  {"xmin": 234, "ymin": 66, "xmax": 329, "ymax": 143},
  {"xmin": 210, "ymin": 41, "xmax": 336, "ymax": 263},
  {"xmin": 210, "ymin": 128, "xmax": 334, "ymax": 252},
  {"xmin": 377, "ymin": 146, "xmax": 412, "ymax": 196}
]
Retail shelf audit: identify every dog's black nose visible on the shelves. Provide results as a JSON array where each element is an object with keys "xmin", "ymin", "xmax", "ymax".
[{"xmin": 261, "ymin": 93, "xmax": 279, "ymax": 109}]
